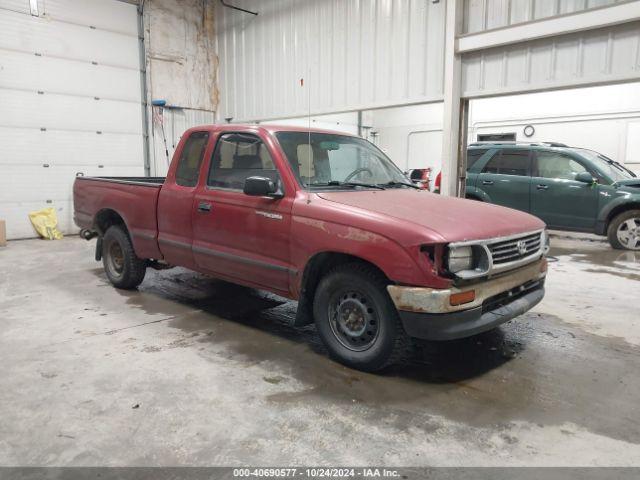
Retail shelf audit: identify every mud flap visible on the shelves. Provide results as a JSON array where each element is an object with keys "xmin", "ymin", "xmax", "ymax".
[
  {"xmin": 293, "ymin": 294, "xmax": 314, "ymax": 326},
  {"xmin": 95, "ymin": 237, "xmax": 103, "ymax": 261}
]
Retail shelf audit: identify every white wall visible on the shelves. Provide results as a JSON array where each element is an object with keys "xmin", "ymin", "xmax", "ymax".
[
  {"xmin": 367, "ymin": 103, "xmax": 444, "ymax": 173},
  {"xmin": 470, "ymin": 82, "xmax": 640, "ymax": 171},
  {"xmin": 261, "ymin": 112, "xmax": 359, "ymax": 135},
  {"xmin": 462, "ymin": 0, "xmax": 621, "ymax": 34},
  {"xmin": 214, "ymin": 0, "xmax": 445, "ymax": 122},
  {"xmin": 358, "ymin": 82, "xmax": 640, "ymax": 178}
]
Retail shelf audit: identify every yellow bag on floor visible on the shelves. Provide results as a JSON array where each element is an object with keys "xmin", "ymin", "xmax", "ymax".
[{"xmin": 28, "ymin": 207, "xmax": 64, "ymax": 240}]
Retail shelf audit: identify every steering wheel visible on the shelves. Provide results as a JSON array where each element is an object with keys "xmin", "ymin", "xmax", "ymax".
[{"xmin": 344, "ymin": 167, "xmax": 373, "ymax": 182}]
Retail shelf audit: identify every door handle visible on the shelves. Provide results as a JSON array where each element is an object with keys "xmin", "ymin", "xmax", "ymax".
[
  {"xmin": 536, "ymin": 184, "xmax": 549, "ymax": 190},
  {"xmin": 482, "ymin": 180, "xmax": 494, "ymax": 185},
  {"xmin": 197, "ymin": 202, "xmax": 212, "ymax": 212}
]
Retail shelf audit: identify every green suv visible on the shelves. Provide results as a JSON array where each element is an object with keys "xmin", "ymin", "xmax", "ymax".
[{"xmin": 465, "ymin": 142, "xmax": 640, "ymax": 250}]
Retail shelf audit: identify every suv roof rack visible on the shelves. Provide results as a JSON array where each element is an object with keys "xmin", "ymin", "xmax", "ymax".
[{"xmin": 469, "ymin": 141, "xmax": 569, "ymax": 147}]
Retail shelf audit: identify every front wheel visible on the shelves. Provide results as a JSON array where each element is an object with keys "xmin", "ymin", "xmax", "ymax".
[
  {"xmin": 102, "ymin": 225, "xmax": 147, "ymax": 289},
  {"xmin": 313, "ymin": 263, "xmax": 411, "ymax": 372},
  {"xmin": 607, "ymin": 210, "xmax": 640, "ymax": 250}
]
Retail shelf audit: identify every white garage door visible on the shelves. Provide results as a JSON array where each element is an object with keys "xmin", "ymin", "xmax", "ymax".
[{"xmin": 0, "ymin": 0, "xmax": 144, "ymax": 239}]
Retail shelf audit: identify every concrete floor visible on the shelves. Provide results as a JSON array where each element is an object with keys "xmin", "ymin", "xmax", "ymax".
[{"xmin": 0, "ymin": 234, "xmax": 639, "ymax": 466}]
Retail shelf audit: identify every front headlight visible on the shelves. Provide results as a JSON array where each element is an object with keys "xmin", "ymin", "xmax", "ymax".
[
  {"xmin": 446, "ymin": 244, "xmax": 491, "ymax": 278},
  {"xmin": 447, "ymin": 246, "xmax": 473, "ymax": 273}
]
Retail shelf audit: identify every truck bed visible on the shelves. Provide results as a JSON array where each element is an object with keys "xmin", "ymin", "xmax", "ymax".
[{"xmin": 73, "ymin": 176, "xmax": 164, "ymax": 260}]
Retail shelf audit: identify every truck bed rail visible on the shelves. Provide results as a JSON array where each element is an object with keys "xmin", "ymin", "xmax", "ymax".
[{"xmin": 76, "ymin": 176, "xmax": 165, "ymax": 187}]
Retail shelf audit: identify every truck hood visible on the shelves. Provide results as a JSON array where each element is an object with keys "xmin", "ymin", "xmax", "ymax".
[{"xmin": 316, "ymin": 189, "xmax": 545, "ymax": 243}]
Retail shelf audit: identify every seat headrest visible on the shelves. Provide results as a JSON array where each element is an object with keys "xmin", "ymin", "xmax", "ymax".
[
  {"xmin": 233, "ymin": 154, "xmax": 262, "ymax": 169},
  {"xmin": 297, "ymin": 144, "xmax": 315, "ymax": 177}
]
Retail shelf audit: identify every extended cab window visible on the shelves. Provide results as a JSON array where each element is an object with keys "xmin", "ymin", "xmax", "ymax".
[
  {"xmin": 482, "ymin": 150, "xmax": 530, "ymax": 176},
  {"xmin": 536, "ymin": 151, "xmax": 587, "ymax": 180},
  {"xmin": 208, "ymin": 133, "xmax": 278, "ymax": 190},
  {"xmin": 175, "ymin": 132, "xmax": 209, "ymax": 187}
]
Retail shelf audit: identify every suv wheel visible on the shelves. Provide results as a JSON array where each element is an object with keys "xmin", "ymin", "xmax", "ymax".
[
  {"xmin": 313, "ymin": 263, "xmax": 412, "ymax": 372},
  {"xmin": 607, "ymin": 209, "xmax": 640, "ymax": 250},
  {"xmin": 102, "ymin": 225, "xmax": 147, "ymax": 288}
]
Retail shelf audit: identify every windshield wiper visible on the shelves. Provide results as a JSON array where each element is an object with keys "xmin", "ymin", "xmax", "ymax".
[
  {"xmin": 381, "ymin": 181, "xmax": 421, "ymax": 189},
  {"xmin": 308, "ymin": 181, "xmax": 385, "ymax": 190},
  {"xmin": 323, "ymin": 181, "xmax": 386, "ymax": 190},
  {"xmin": 600, "ymin": 155, "xmax": 637, "ymax": 177}
]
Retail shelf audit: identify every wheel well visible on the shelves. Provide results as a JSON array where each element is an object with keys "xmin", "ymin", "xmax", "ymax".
[
  {"xmin": 294, "ymin": 252, "xmax": 389, "ymax": 326},
  {"xmin": 94, "ymin": 209, "xmax": 127, "ymax": 236},
  {"xmin": 605, "ymin": 203, "xmax": 640, "ymax": 231},
  {"xmin": 465, "ymin": 193, "xmax": 482, "ymax": 201}
]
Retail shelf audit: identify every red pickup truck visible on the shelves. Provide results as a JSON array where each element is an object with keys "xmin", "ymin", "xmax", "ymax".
[{"xmin": 74, "ymin": 124, "xmax": 548, "ymax": 371}]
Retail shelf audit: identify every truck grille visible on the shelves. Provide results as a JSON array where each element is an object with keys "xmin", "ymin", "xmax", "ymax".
[{"xmin": 488, "ymin": 232, "xmax": 542, "ymax": 265}]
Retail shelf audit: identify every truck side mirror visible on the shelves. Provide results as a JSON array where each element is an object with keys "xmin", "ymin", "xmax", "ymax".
[
  {"xmin": 575, "ymin": 172, "xmax": 596, "ymax": 184},
  {"xmin": 243, "ymin": 176, "xmax": 283, "ymax": 198}
]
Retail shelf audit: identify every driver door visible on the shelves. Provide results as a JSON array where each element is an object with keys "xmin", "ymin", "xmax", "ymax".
[
  {"xmin": 530, "ymin": 150, "xmax": 598, "ymax": 230},
  {"xmin": 191, "ymin": 132, "xmax": 295, "ymax": 294}
]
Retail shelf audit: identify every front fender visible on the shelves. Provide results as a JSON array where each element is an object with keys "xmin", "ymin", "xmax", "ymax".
[
  {"xmin": 290, "ymin": 216, "xmax": 449, "ymax": 296},
  {"xmin": 596, "ymin": 194, "xmax": 640, "ymax": 235}
]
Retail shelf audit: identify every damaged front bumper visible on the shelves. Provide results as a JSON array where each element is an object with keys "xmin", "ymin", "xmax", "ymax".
[{"xmin": 387, "ymin": 259, "xmax": 547, "ymax": 341}]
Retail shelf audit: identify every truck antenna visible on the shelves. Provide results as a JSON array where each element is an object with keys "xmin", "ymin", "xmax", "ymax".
[{"xmin": 306, "ymin": 75, "xmax": 312, "ymax": 204}]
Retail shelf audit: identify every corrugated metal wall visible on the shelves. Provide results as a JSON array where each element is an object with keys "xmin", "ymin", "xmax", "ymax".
[
  {"xmin": 462, "ymin": 0, "xmax": 625, "ymax": 34},
  {"xmin": 462, "ymin": 21, "xmax": 640, "ymax": 97},
  {"xmin": 215, "ymin": 0, "xmax": 446, "ymax": 122}
]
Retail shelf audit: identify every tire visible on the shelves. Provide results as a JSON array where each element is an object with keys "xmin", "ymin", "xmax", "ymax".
[
  {"xmin": 607, "ymin": 209, "xmax": 640, "ymax": 251},
  {"xmin": 312, "ymin": 263, "xmax": 412, "ymax": 372},
  {"xmin": 102, "ymin": 225, "xmax": 147, "ymax": 289}
]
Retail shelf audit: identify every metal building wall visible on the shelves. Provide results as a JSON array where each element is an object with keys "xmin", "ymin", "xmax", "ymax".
[
  {"xmin": 462, "ymin": 20, "xmax": 640, "ymax": 97},
  {"xmin": 215, "ymin": 0, "xmax": 446, "ymax": 122},
  {"xmin": 462, "ymin": 0, "xmax": 625, "ymax": 34}
]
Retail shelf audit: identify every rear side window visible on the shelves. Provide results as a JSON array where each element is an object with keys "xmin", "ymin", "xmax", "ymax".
[
  {"xmin": 536, "ymin": 151, "xmax": 588, "ymax": 180},
  {"xmin": 482, "ymin": 150, "xmax": 530, "ymax": 176},
  {"xmin": 208, "ymin": 133, "xmax": 278, "ymax": 190},
  {"xmin": 175, "ymin": 132, "xmax": 209, "ymax": 187},
  {"xmin": 466, "ymin": 149, "xmax": 487, "ymax": 170}
]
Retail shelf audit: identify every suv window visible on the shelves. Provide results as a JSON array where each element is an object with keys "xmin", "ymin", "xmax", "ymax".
[
  {"xmin": 175, "ymin": 131, "xmax": 209, "ymax": 187},
  {"xmin": 208, "ymin": 133, "xmax": 278, "ymax": 190},
  {"xmin": 467, "ymin": 149, "xmax": 488, "ymax": 170},
  {"xmin": 536, "ymin": 151, "xmax": 587, "ymax": 180},
  {"xmin": 482, "ymin": 150, "xmax": 530, "ymax": 176}
]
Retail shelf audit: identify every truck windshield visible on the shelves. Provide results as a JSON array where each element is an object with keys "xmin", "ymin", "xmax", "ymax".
[
  {"xmin": 275, "ymin": 132, "xmax": 411, "ymax": 189},
  {"xmin": 575, "ymin": 148, "xmax": 635, "ymax": 183}
]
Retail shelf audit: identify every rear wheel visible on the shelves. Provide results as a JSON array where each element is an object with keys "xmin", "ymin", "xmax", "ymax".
[
  {"xmin": 102, "ymin": 225, "xmax": 147, "ymax": 289},
  {"xmin": 607, "ymin": 210, "xmax": 640, "ymax": 250},
  {"xmin": 313, "ymin": 263, "xmax": 411, "ymax": 372}
]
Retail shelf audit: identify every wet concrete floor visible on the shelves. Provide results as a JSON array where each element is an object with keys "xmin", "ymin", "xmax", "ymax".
[{"xmin": 0, "ymin": 235, "xmax": 639, "ymax": 466}]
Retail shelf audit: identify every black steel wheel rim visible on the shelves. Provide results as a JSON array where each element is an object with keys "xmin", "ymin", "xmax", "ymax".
[
  {"xmin": 328, "ymin": 289, "xmax": 380, "ymax": 352},
  {"xmin": 107, "ymin": 241, "xmax": 125, "ymax": 277}
]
